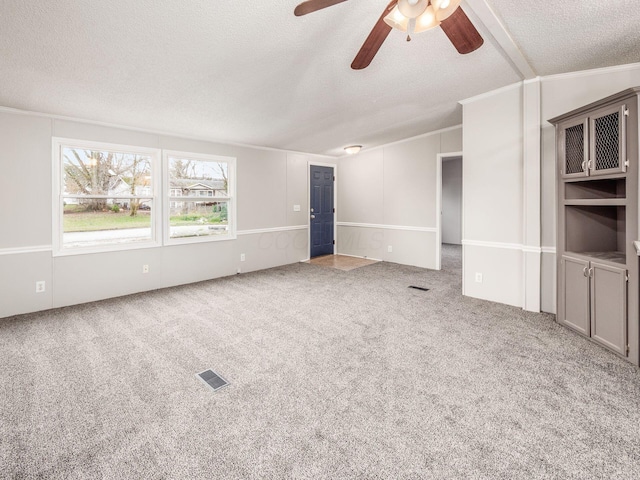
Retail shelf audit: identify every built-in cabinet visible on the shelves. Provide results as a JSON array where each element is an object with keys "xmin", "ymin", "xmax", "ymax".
[
  {"xmin": 550, "ymin": 87, "xmax": 640, "ymax": 365},
  {"xmin": 560, "ymin": 256, "xmax": 627, "ymax": 355},
  {"xmin": 560, "ymin": 102, "xmax": 627, "ymax": 178}
]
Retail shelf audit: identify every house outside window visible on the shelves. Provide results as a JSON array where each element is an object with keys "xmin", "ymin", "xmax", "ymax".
[
  {"xmin": 52, "ymin": 138, "xmax": 161, "ymax": 254},
  {"xmin": 164, "ymin": 151, "xmax": 236, "ymax": 244}
]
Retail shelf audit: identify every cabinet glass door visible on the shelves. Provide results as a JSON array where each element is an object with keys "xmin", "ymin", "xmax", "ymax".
[
  {"xmin": 589, "ymin": 103, "xmax": 626, "ymax": 176},
  {"xmin": 561, "ymin": 118, "xmax": 588, "ymax": 178}
]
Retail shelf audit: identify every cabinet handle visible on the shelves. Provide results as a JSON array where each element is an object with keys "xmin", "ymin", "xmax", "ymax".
[
  {"xmin": 583, "ymin": 266, "xmax": 589, "ymax": 277},
  {"xmin": 588, "ymin": 159, "xmax": 594, "ymax": 171},
  {"xmin": 589, "ymin": 267, "xmax": 594, "ymax": 278},
  {"xmin": 581, "ymin": 160, "xmax": 587, "ymax": 172}
]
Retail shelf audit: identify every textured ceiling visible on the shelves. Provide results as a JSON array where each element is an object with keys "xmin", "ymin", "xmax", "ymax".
[
  {"xmin": 0, "ymin": 0, "xmax": 637, "ymax": 156},
  {"xmin": 486, "ymin": 0, "xmax": 640, "ymax": 76}
]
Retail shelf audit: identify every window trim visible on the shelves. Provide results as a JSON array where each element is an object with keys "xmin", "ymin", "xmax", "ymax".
[
  {"xmin": 163, "ymin": 150, "xmax": 237, "ymax": 246},
  {"xmin": 52, "ymin": 137, "xmax": 162, "ymax": 256}
]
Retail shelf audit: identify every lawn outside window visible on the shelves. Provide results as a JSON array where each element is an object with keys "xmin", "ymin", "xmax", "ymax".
[
  {"xmin": 163, "ymin": 150, "xmax": 236, "ymax": 245},
  {"xmin": 52, "ymin": 138, "xmax": 161, "ymax": 255}
]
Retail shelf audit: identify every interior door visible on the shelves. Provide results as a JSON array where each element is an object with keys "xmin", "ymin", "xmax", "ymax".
[
  {"xmin": 560, "ymin": 255, "xmax": 590, "ymax": 336},
  {"xmin": 310, "ymin": 165, "xmax": 334, "ymax": 258},
  {"xmin": 590, "ymin": 262, "xmax": 627, "ymax": 355}
]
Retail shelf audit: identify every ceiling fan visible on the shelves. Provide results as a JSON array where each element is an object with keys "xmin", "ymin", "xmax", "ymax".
[{"xmin": 294, "ymin": 0, "xmax": 483, "ymax": 70}]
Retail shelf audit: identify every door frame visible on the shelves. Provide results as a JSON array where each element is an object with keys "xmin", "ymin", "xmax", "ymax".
[
  {"xmin": 307, "ymin": 161, "xmax": 338, "ymax": 260},
  {"xmin": 436, "ymin": 151, "xmax": 463, "ymax": 288}
]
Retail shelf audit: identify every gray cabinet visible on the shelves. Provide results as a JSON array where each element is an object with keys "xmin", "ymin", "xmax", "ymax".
[
  {"xmin": 560, "ymin": 255, "xmax": 590, "ymax": 335},
  {"xmin": 551, "ymin": 87, "xmax": 640, "ymax": 364},
  {"xmin": 589, "ymin": 103, "xmax": 627, "ymax": 176},
  {"xmin": 560, "ymin": 255, "xmax": 627, "ymax": 356},
  {"xmin": 591, "ymin": 261, "xmax": 627, "ymax": 355}
]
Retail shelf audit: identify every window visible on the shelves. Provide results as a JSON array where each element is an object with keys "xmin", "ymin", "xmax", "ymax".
[
  {"xmin": 53, "ymin": 141, "xmax": 235, "ymax": 253},
  {"xmin": 53, "ymin": 139, "xmax": 161, "ymax": 254},
  {"xmin": 164, "ymin": 151, "xmax": 236, "ymax": 243}
]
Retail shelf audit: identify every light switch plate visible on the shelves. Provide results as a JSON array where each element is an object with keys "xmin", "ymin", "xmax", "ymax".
[{"xmin": 293, "ymin": 205, "xmax": 301, "ymax": 212}]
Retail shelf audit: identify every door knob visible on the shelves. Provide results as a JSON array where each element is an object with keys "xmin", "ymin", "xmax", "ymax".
[{"xmin": 310, "ymin": 215, "xmax": 315, "ymax": 219}]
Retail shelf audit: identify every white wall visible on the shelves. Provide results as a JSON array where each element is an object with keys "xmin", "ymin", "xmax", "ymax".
[
  {"xmin": 336, "ymin": 127, "xmax": 462, "ymax": 269},
  {"xmin": 539, "ymin": 63, "xmax": 640, "ymax": 313},
  {"xmin": 442, "ymin": 156, "xmax": 462, "ymax": 245},
  {"xmin": 462, "ymin": 84, "xmax": 525, "ymax": 308},
  {"xmin": 5, "ymin": 64, "xmax": 638, "ymax": 319},
  {"xmin": 461, "ymin": 62, "xmax": 640, "ymax": 313},
  {"xmin": 0, "ymin": 110, "xmax": 320, "ymax": 318}
]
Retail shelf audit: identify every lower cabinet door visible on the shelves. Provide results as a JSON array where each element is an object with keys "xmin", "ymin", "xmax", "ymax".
[
  {"xmin": 561, "ymin": 255, "xmax": 590, "ymax": 336},
  {"xmin": 590, "ymin": 262, "xmax": 628, "ymax": 356}
]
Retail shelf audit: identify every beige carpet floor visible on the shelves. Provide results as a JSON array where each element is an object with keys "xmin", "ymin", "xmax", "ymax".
[{"xmin": 2, "ymin": 245, "xmax": 640, "ymax": 479}]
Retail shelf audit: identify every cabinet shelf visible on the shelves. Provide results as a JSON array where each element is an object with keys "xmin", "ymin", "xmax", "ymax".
[
  {"xmin": 564, "ymin": 172, "xmax": 627, "ymax": 182},
  {"xmin": 565, "ymin": 177, "xmax": 625, "ymax": 199},
  {"xmin": 565, "ymin": 205, "xmax": 625, "ymax": 256},
  {"xmin": 564, "ymin": 198, "xmax": 626, "ymax": 206},
  {"xmin": 565, "ymin": 250, "xmax": 626, "ymax": 265}
]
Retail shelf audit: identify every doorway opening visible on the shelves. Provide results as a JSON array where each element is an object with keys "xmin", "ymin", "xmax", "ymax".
[{"xmin": 437, "ymin": 154, "xmax": 463, "ymax": 276}]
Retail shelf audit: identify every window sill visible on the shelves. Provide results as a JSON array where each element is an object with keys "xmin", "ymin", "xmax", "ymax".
[{"xmin": 164, "ymin": 232, "xmax": 237, "ymax": 246}]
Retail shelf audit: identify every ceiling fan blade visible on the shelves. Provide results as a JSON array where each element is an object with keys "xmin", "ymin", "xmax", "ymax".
[
  {"xmin": 440, "ymin": 7, "xmax": 484, "ymax": 54},
  {"xmin": 351, "ymin": 0, "xmax": 397, "ymax": 70},
  {"xmin": 294, "ymin": 0, "xmax": 349, "ymax": 16}
]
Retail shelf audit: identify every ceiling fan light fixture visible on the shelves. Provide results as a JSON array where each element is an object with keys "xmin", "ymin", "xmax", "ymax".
[
  {"xmin": 414, "ymin": 5, "xmax": 440, "ymax": 33},
  {"xmin": 433, "ymin": 0, "xmax": 462, "ymax": 22},
  {"xmin": 432, "ymin": 0, "xmax": 450, "ymax": 9},
  {"xmin": 397, "ymin": 0, "xmax": 429, "ymax": 19},
  {"xmin": 344, "ymin": 145, "xmax": 362, "ymax": 155},
  {"xmin": 383, "ymin": 6, "xmax": 409, "ymax": 32}
]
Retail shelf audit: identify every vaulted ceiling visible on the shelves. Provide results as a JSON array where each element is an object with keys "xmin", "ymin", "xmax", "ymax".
[{"xmin": 1, "ymin": 0, "xmax": 638, "ymax": 156}]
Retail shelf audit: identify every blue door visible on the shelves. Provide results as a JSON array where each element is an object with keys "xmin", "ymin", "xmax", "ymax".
[{"xmin": 310, "ymin": 165, "xmax": 334, "ymax": 258}]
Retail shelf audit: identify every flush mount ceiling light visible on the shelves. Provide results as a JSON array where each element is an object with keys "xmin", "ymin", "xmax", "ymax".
[
  {"xmin": 344, "ymin": 145, "xmax": 362, "ymax": 154},
  {"xmin": 294, "ymin": 0, "xmax": 482, "ymax": 69}
]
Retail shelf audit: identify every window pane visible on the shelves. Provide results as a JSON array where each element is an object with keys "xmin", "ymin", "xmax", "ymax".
[
  {"xmin": 63, "ymin": 147, "xmax": 152, "ymax": 197},
  {"xmin": 169, "ymin": 200, "xmax": 228, "ymax": 238},
  {"xmin": 62, "ymin": 199, "xmax": 152, "ymax": 248},
  {"xmin": 168, "ymin": 157, "xmax": 228, "ymax": 197}
]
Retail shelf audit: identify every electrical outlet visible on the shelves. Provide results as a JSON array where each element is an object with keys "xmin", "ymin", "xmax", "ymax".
[
  {"xmin": 293, "ymin": 204, "xmax": 301, "ymax": 212},
  {"xmin": 142, "ymin": 265, "xmax": 149, "ymax": 274},
  {"xmin": 475, "ymin": 273, "xmax": 483, "ymax": 283},
  {"xmin": 35, "ymin": 281, "xmax": 45, "ymax": 293},
  {"xmin": 240, "ymin": 253, "xmax": 246, "ymax": 262},
  {"xmin": 387, "ymin": 245, "xmax": 393, "ymax": 253}
]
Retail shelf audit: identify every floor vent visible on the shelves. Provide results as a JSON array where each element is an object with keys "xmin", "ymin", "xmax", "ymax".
[
  {"xmin": 408, "ymin": 286, "xmax": 430, "ymax": 292},
  {"xmin": 196, "ymin": 369, "xmax": 229, "ymax": 392}
]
